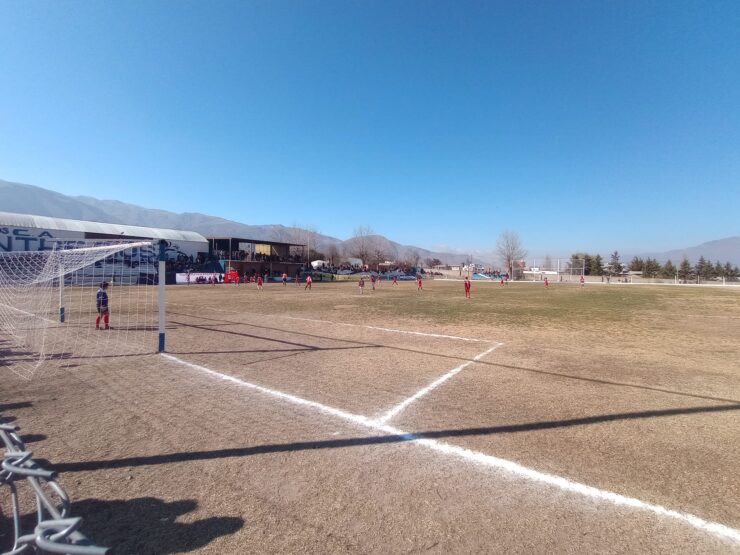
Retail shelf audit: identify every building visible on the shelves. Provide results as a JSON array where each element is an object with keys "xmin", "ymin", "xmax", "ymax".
[{"xmin": 0, "ymin": 211, "xmax": 208, "ymax": 258}]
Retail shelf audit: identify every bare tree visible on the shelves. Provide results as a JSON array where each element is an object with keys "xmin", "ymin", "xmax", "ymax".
[
  {"xmin": 404, "ymin": 248, "xmax": 421, "ymax": 269},
  {"xmin": 326, "ymin": 244, "xmax": 340, "ymax": 266},
  {"xmin": 349, "ymin": 226, "xmax": 374, "ymax": 264},
  {"xmin": 369, "ymin": 237, "xmax": 390, "ymax": 271},
  {"xmin": 496, "ymin": 230, "xmax": 526, "ymax": 279}
]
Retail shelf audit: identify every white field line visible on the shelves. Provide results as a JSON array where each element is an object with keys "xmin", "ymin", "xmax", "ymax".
[
  {"xmin": 0, "ymin": 302, "xmax": 57, "ymax": 324},
  {"xmin": 280, "ymin": 315, "xmax": 491, "ymax": 343},
  {"xmin": 375, "ymin": 343, "xmax": 503, "ymax": 425},
  {"xmin": 160, "ymin": 353, "xmax": 740, "ymax": 546}
]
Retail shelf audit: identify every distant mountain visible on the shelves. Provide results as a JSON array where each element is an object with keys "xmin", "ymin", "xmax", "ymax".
[
  {"xmin": 0, "ymin": 178, "xmax": 471, "ymax": 265},
  {"xmin": 641, "ymin": 238, "xmax": 740, "ymax": 266}
]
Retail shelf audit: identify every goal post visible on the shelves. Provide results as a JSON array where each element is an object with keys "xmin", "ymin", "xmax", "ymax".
[{"xmin": 1, "ymin": 239, "xmax": 166, "ymax": 379}]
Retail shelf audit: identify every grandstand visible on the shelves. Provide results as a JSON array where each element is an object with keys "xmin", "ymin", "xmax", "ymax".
[{"xmin": 206, "ymin": 236, "xmax": 307, "ymax": 280}]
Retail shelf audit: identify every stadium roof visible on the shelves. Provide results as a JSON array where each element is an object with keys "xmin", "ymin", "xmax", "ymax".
[{"xmin": 0, "ymin": 211, "xmax": 208, "ymax": 244}]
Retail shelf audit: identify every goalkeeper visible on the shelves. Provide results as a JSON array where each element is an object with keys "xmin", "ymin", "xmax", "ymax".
[{"xmin": 95, "ymin": 281, "xmax": 110, "ymax": 330}]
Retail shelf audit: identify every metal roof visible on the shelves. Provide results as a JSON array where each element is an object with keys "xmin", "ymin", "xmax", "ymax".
[{"xmin": 0, "ymin": 211, "xmax": 208, "ymax": 244}]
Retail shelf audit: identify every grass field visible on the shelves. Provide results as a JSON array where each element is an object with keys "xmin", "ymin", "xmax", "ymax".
[{"xmin": 2, "ymin": 279, "xmax": 739, "ymax": 553}]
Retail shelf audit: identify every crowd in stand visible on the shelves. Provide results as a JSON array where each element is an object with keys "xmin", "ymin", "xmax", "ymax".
[{"xmin": 214, "ymin": 249, "xmax": 304, "ymax": 264}]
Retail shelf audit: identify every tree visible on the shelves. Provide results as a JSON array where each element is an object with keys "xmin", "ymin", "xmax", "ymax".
[
  {"xmin": 714, "ymin": 260, "xmax": 724, "ymax": 279},
  {"xmin": 349, "ymin": 226, "xmax": 374, "ymax": 264},
  {"xmin": 369, "ymin": 240, "xmax": 387, "ymax": 272},
  {"xmin": 695, "ymin": 256, "xmax": 711, "ymax": 282},
  {"xmin": 326, "ymin": 244, "xmax": 340, "ymax": 266},
  {"xmin": 591, "ymin": 254, "xmax": 604, "ymax": 276},
  {"xmin": 496, "ymin": 231, "xmax": 526, "ymax": 279},
  {"xmin": 569, "ymin": 253, "xmax": 587, "ymax": 275},
  {"xmin": 425, "ymin": 257, "xmax": 443, "ymax": 268},
  {"xmin": 642, "ymin": 257, "xmax": 661, "ymax": 278},
  {"xmin": 608, "ymin": 251, "xmax": 622, "ymax": 276},
  {"xmin": 404, "ymin": 248, "xmax": 421, "ymax": 269},
  {"xmin": 678, "ymin": 257, "xmax": 693, "ymax": 282},
  {"xmin": 543, "ymin": 255, "xmax": 553, "ymax": 271},
  {"xmin": 629, "ymin": 257, "xmax": 644, "ymax": 272},
  {"xmin": 661, "ymin": 260, "xmax": 676, "ymax": 279},
  {"xmin": 724, "ymin": 262, "xmax": 736, "ymax": 281}
]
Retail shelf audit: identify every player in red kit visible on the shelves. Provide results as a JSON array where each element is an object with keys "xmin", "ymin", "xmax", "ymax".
[
  {"xmin": 464, "ymin": 277, "xmax": 471, "ymax": 298},
  {"xmin": 417, "ymin": 275, "xmax": 423, "ymax": 291}
]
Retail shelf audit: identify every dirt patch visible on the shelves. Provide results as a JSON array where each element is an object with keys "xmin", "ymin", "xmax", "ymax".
[{"xmin": 2, "ymin": 281, "xmax": 739, "ymax": 553}]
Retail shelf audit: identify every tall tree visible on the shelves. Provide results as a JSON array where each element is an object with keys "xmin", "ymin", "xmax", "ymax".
[
  {"xmin": 496, "ymin": 231, "xmax": 526, "ymax": 279},
  {"xmin": 695, "ymin": 256, "xmax": 711, "ymax": 281},
  {"xmin": 629, "ymin": 256, "xmax": 644, "ymax": 272},
  {"xmin": 714, "ymin": 260, "xmax": 724, "ymax": 278},
  {"xmin": 724, "ymin": 262, "xmax": 736, "ymax": 281},
  {"xmin": 642, "ymin": 257, "xmax": 661, "ymax": 278},
  {"xmin": 326, "ymin": 244, "xmax": 339, "ymax": 266},
  {"xmin": 661, "ymin": 259, "xmax": 677, "ymax": 279},
  {"xmin": 369, "ymin": 241, "xmax": 387, "ymax": 271},
  {"xmin": 678, "ymin": 257, "xmax": 693, "ymax": 282},
  {"xmin": 591, "ymin": 254, "xmax": 604, "ymax": 276},
  {"xmin": 349, "ymin": 226, "xmax": 374, "ymax": 264},
  {"xmin": 405, "ymin": 248, "xmax": 421, "ymax": 269},
  {"xmin": 609, "ymin": 251, "xmax": 622, "ymax": 276}
]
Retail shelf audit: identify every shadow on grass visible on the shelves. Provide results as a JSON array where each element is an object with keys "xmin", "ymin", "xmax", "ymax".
[
  {"xmin": 169, "ymin": 311, "xmax": 740, "ymax": 405},
  {"xmin": 51, "ymin": 402, "xmax": 740, "ymax": 473},
  {"xmin": 74, "ymin": 497, "xmax": 243, "ymax": 554}
]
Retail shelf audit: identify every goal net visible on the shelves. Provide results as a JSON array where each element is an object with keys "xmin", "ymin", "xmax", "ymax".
[{"xmin": 0, "ymin": 240, "xmax": 160, "ymax": 379}]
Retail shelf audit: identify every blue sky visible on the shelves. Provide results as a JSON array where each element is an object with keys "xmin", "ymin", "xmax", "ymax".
[{"xmin": 1, "ymin": 1, "xmax": 739, "ymax": 257}]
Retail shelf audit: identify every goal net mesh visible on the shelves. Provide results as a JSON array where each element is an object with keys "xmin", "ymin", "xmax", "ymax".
[{"xmin": 0, "ymin": 240, "xmax": 159, "ymax": 379}]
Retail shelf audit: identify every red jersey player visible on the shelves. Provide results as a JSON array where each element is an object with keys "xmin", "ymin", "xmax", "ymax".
[
  {"xmin": 464, "ymin": 276, "xmax": 471, "ymax": 298},
  {"xmin": 417, "ymin": 275, "xmax": 423, "ymax": 291}
]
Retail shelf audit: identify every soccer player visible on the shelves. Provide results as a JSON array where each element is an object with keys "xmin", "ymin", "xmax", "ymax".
[
  {"xmin": 417, "ymin": 275, "xmax": 423, "ymax": 291},
  {"xmin": 257, "ymin": 274, "xmax": 264, "ymax": 291},
  {"xmin": 358, "ymin": 277, "xmax": 365, "ymax": 294},
  {"xmin": 392, "ymin": 276, "xmax": 398, "ymax": 286},
  {"xmin": 370, "ymin": 274, "xmax": 376, "ymax": 290},
  {"xmin": 464, "ymin": 276, "xmax": 471, "ymax": 298},
  {"xmin": 580, "ymin": 275, "xmax": 585, "ymax": 287},
  {"xmin": 544, "ymin": 277, "xmax": 549, "ymax": 287},
  {"xmin": 95, "ymin": 281, "xmax": 110, "ymax": 330},
  {"xmin": 282, "ymin": 272, "xmax": 288, "ymax": 287},
  {"xmin": 305, "ymin": 274, "xmax": 312, "ymax": 290}
]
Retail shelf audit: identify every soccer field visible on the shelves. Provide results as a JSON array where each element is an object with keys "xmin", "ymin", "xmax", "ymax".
[{"xmin": 2, "ymin": 279, "xmax": 740, "ymax": 553}]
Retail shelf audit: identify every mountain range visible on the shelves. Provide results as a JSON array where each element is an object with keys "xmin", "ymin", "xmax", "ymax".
[
  {"xmin": 1, "ymin": 178, "xmax": 738, "ymax": 266},
  {"xmin": 0, "ymin": 179, "xmax": 470, "ymax": 265}
]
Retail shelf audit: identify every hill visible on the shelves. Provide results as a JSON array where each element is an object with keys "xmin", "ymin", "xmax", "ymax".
[{"xmin": 0, "ymin": 178, "xmax": 470, "ymax": 265}]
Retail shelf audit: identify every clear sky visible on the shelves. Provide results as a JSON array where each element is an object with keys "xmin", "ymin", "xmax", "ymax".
[{"xmin": 1, "ymin": 1, "xmax": 739, "ymax": 258}]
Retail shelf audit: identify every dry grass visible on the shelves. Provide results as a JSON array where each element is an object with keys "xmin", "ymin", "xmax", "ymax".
[{"xmin": 2, "ymin": 279, "xmax": 739, "ymax": 553}]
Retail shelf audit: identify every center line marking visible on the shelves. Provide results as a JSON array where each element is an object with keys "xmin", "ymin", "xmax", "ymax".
[{"xmin": 160, "ymin": 353, "xmax": 740, "ymax": 546}]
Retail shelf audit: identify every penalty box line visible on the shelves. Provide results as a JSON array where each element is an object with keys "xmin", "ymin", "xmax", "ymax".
[
  {"xmin": 375, "ymin": 343, "xmax": 503, "ymax": 425},
  {"xmin": 279, "ymin": 315, "xmax": 494, "ymax": 343},
  {"xmin": 160, "ymin": 353, "xmax": 740, "ymax": 546}
]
